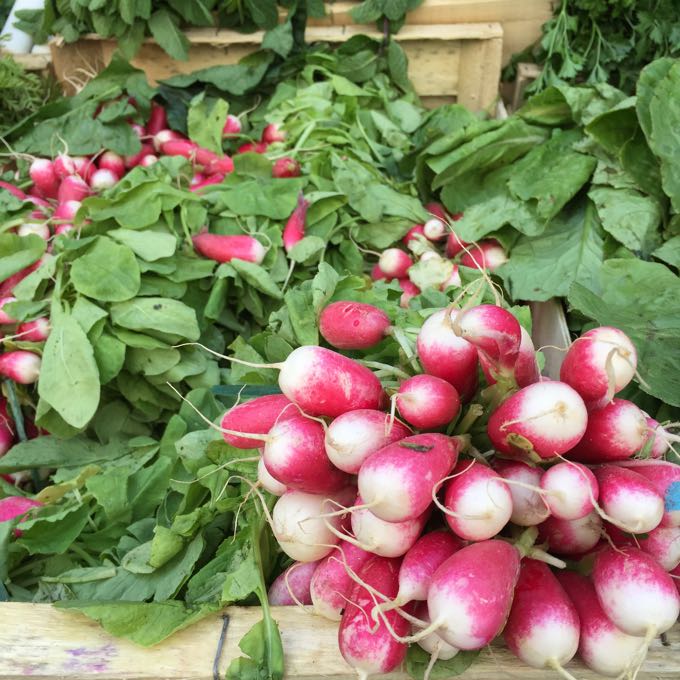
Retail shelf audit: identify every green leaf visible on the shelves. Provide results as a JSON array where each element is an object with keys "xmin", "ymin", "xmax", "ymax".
[
  {"xmin": 406, "ymin": 646, "xmax": 480, "ymax": 679},
  {"xmin": 211, "ymin": 176, "xmax": 306, "ymax": 220},
  {"xmin": 38, "ymin": 313, "xmax": 101, "ymax": 429},
  {"xmin": 653, "ymin": 236, "xmax": 680, "ymax": 269},
  {"xmin": 70, "ymin": 237, "xmax": 141, "ymax": 302},
  {"xmin": 636, "ymin": 58, "xmax": 676, "ymax": 142},
  {"xmin": 148, "ymin": 9, "xmax": 189, "ymax": 61},
  {"xmin": 110, "ymin": 298, "xmax": 200, "ymax": 341},
  {"xmin": 262, "ymin": 21, "xmax": 294, "ymax": 58},
  {"xmin": 108, "ymin": 229, "xmax": 177, "ymax": 262},
  {"xmin": 187, "ymin": 93, "xmax": 228, "ymax": 155},
  {"xmin": 0, "ymin": 234, "xmax": 46, "ymax": 283},
  {"xmin": 93, "ymin": 333, "xmax": 127, "ymax": 384},
  {"xmin": 287, "ymin": 236, "xmax": 326, "ymax": 264},
  {"xmin": 387, "ymin": 40, "xmax": 410, "ymax": 91},
  {"xmin": 18, "ymin": 504, "xmax": 92, "ymax": 555}
]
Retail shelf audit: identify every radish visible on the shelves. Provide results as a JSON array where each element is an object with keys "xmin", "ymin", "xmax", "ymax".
[
  {"xmin": 29, "ymin": 159, "xmax": 58, "ymax": 198},
  {"xmin": 644, "ymin": 416, "xmax": 670, "ymax": 459},
  {"xmin": 267, "ymin": 560, "xmax": 318, "ymax": 606},
  {"xmin": 488, "ymin": 380, "xmax": 588, "ymax": 461},
  {"xmin": 319, "ymin": 301, "xmax": 390, "ymax": 350},
  {"xmin": 539, "ymin": 511, "xmax": 602, "ymax": 555},
  {"xmin": 263, "ymin": 413, "xmax": 350, "ymax": 494},
  {"xmin": 452, "ymin": 304, "xmax": 522, "ymax": 375},
  {"xmin": 53, "ymin": 200, "xmax": 81, "ymax": 222},
  {"xmin": 17, "ymin": 222, "xmax": 49, "ymax": 240},
  {"xmin": 0, "ymin": 399, "xmax": 14, "ymax": 457},
  {"xmin": 125, "ymin": 143, "xmax": 155, "ymax": 168},
  {"xmin": 413, "ymin": 601, "xmax": 460, "ymax": 663},
  {"xmin": 395, "ymin": 375, "xmax": 461, "ymax": 430},
  {"xmin": 258, "ymin": 458, "xmax": 287, "ymax": 496},
  {"xmin": 194, "ymin": 147, "xmax": 219, "ymax": 170},
  {"xmin": 55, "ymin": 224, "xmax": 74, "ymax": 236},
  {"xmin": 130, "ymin": 123, "xmax": 146, "ymax": 140},
  {"xmin": 671, "ymin": 563, "xmax": 680, "ymax": 595},
  {"xmin": 0, "ymin": 297, "xmax": 17, "ymax": 324},
  {"xmin": 358, "ymin": 433, "xmax": 461, "ymax": 522},
  {"xmin": 16, "ymin": 318, "xmax": 50, "ymax": 342},
  {"xmin": 0, "ymin": 351, "xmax": 41, "ymax": 383},
  {"xmin": 557, "ymin": 571, "xmax": 645, "ymax": 678},
  {"xmin": 480, "ymin": 326, "xmax": 539, "ymax": 388},
  {"xmin": 442, "ymin": 460, "xmax": 513, "ymax": 541},
  {"xmin": 593, "ymin": 546, "xmax": 680, "ymax": 637},
  {"xmin": 146, "ymin": 102, "xmax": 168, "ymax": 135},
  {"xmin": 540, "ymin": 462, "xmax": 597, "ymax": 520},
  {"xmin": 504, "ymin": 559, "xmax": 579, "ymax": 672},
  {"xmin": 189, "ymin": 174, "xmax": 225, "ymax": 192},
  {"xmin": 272, "ymin": 157, "xmax": 301, "ymax": 178},
  {"xmin": 0, "ymin": 496, "xmax": 41, "ymax": 524},
  {"xmin": 446, "ymin": 231, "xmax": 470, "ymax": 258},
  {"xmin": 71, "ymin": 156, "xmax": 94, "ymax": 182},
  {"xmin": 221, "ymin": 394, "xmax": 294, "ymax": 449},
  {"xmin": 89, "ymin": 168, "xmax": 119, "ymax": 191},
  {"xmin": 0, "ymin": 261, "xmax": 41, "ymax": 296},
  {"xmin": 441, "ymin": 264, "xmax": 462, "ymax": 290},
  {"xmin": 338, "ymin": 556, "xmax": 409, "ymax": 679},
  {"xmin": 560, "ymin": 327, "xmax": 637, "ymax": 408},
  {"xmin": 0, "ymin": 181, "xmax": 26, "ymax": 200},
  {"xmin": 378, "ymin": 248, "xmax": 412, "ymax": 279},
  {"xmin": 238, "ymin": 141, "xmax": 268, "ymax": 154},
  {"xmin": 425, "ymin": 202, "xmax": 448, "ymax": 222},
  {"xmin": 398, "ymin": 279, "xmax": 420, "ymax": 308},
  {"xmin": 53, "ymin": 154, "xmax": 76, "ymax": 179},
  {"xmin": 223, "ymin": 114, "xmax": 242, "ymax": 135},
  {"xmin": 262, "ymin": 124, "xmax": 285, "ymax": 144},
  {"xmin": 566, "ymin": 399, "xmax": 648, "ymax": 463},
  {"xmin": 350, "ymin": 495, "xmax": 429, "ymax": 557},
  {"xmin": 371, "ymin": 263, "xmax": 388, "ymax": 281},
  {"xmin": 309, "ymin": 540, "xmax": 373, "ymax": 620},
  {"xmin": 325, "ymin": 409, "xmax": 411, "ymax": 474},
  {"xmin": 427, "ymin": 540, "xmax": 521, "ymax": 650},
  {"xmin": 205, "ymin": 156, "xmax": 234, "ymax": 176},
  {"xmin": 192, "ymin": 232, "xmax": 266, "ymax": 264},
  {"xmin": 272, "ymin": 487, "xmax": 355, "ymax": 562},
  {"xmin": 607, "ymin": 524, "xmax": 680, "ymax": 571},
  {"xmin": 459, "ymin": 240, "xmax": 508, "ymax": 271},
  {"xmin": 495, "ymin": 460, "xmax": 550, "ymax": 526},
  {"xmin": 58, "ymin": 175, "xmax": 90, "ymax": 203},
  {"xmin": 98, "ymin": 151, "xmax": 125, "ymax": 177},
  {"xmin": 282, "ymin": 194, "xmax": 308, "ymax": 253},
  {"xmin": 594, "ymin": 465, "xmax": 664, "ymax": 534},
  {"xmin": 140, "ymin": 154, "xmax": 158, "ymax": 167},
  {"xmin": 416, "ymin": 309, "xmax": 479, "ymax": 400},
  {"xmin": 423, "ymin": 218, "xmax": 446, "ymax": 241},
  {"xmin": 153, "ymin": 129, "xmax": 183, "ymax": 151},
  {"xmin": 403, "ymin": 224, "xmax": 425, "ymax": 245}
]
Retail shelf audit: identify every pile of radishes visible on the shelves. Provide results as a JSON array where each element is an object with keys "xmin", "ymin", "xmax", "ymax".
[{"xmin": 215, "ymin": 302, "xmax": 679, "ymax": 679}]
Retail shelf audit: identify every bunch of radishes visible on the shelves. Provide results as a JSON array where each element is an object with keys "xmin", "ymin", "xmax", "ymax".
[{"xmin": 215, "ymin": 301, "xmax": 679, "ymax": 679}]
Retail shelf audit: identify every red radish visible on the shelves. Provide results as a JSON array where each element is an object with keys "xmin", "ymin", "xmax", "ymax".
[
  {"xmin": 566, "ymin": 399, "xmax": 648, "ymax": 463},
  {"xmin": 0, "ymin": 181, "xmax": 26, "ymax": 200},
  {"xmin": 267, "ymin": 560, "xmax": 318, "ymax": 606},
  {"xmin": 413, "ymin": 601, "xmax": 460, "ymax": 662},
  {"xmin": 58, "ymin": 175, "xmax": 90, "ymax": 203},
  {"xmin": 192, "ymin": 232, "xmax": 266, "ymax": 264},
  {"xmin": 263, "ymin": 413, "xmax": 350, "ymax": 494},
  {"xmin": 539, "ymin": 511, "xmax": 602, "ymax": 555},
  {"xmin": 540, "ymin": 462, "xmax": 597, "ymax": 520},
  {"xmin": 89, "ymin": 168, "xmax": 119, "ymax": 191},
  {"xmin": 140, "ymin": 154, "xmax": 158, "ymax": 167},
  {"xmin": 319, "ymin": 301, "xmax": 390, "ymax": 351},
  {"xmin": 153, "ymin": 129, "xmax": 184, "ymax": 151},
  {"xmin": 398, "ymin": 279, "xmax": 420, "ymax": 308},
  {"xmin": 495, "ymin": 460, "xmax": 549, "ymax": 526},
  {"xmin": 560, "ymin": 327, "xmax": 637, "ymax": 408},
  {"xmin": 446, "ymin": 231, "xmax": 470, "ymax": 258},
  {"xmin": 488, "ymin": 380, "xmax": 588, "ymax": 461},
  {"xmin": 325, "ymin": 409, "xmax": 411, "ymax": 474},
  {"xmin": 416, "ymin": 309, "xmax": 479, "ymax": 400},
  {"xmin": 395, "ymin": 375, "xmax": 461, "ymax": 430},
  {"xmin": 125, "ymin": 143, "xmax": 154, "ymax": 169},
  {"xmin": 310, "ymin": 540, "xmax": 373, "ymax": 620},
  {"xmin": 146, "ymin": 102, "xmax": 167, "ymax": 135},
  {"xmin": 644, "ymin": 416, "xmax": 670, "ymax": 459},
  {"xmin": 24, "ymin": 195, "xmax": 50, "ymax": 210},
  {"xmin": 557, "ymin": 571, "xmax": 644, "ymax": 678},
  {"xmin": 129, "ymin": 123, "xmax": 146, "ymax": 140},
  {"xmin": 442, "ymin": 460, "xmax": 513, "ymax": 541},
  {"xmin": 593, "ymin": 546, "xmax": 680, "ymax": 636},
  {"xmin": 0, "ymin": 261, "xmax": 41, "ymax": 296},
  {"xmin": 221, "ymin": 394, "xmax": 294, "ymax": 449},
  {"xmin": 18, "ymin": 222, "xmax": 49, "ymax": 240},
  {"xmin": 237, "ymin": 141, "xmax": 268, "ymax": 154},
  {"xmin": 262, "ymin": 124, "xmax": 285, "ymax": 144},
  {"xmin": 194, "ymin": 147, "xmax": 219, "ymax": 170},
  {"xmin": 639, "ymin": 526, "xmax": 680, "ymax": 571},
  {"xmin": 671, "ymin": 563, "xmax": 680, "ymax": 595},
  {"xmin": 222, "ymin": 114, "xmax": 242, "ymax": 135},
  {"xmin": 0, "ymin": 496, "xmax": 42, "ymax": 532},
  {"xmin": 0, "ymin": 351, "xmax": 41, "ymax": 383},
  {"xmin": 0, "ymin": 399, "xmax": 14, "ymax": 457},
  {"xmin": 350, "ymin": 495, "xmax": 429, "ymax": 557},
  {"xmin": 427, "ymin": 540, "xmax": 521, "ymax": 650},
  {"xmin": 504, "ymin": 559, "xmax": 579, "ymax": 672},
  {"xmin": 459, "ymin": 239, "xmax": 508, "ymax": 271},
  {"xmin": 358, "ymin": 433, "xmax": 461, "ymax": 522},
  {"xmin": 16, "ymin": 318, "xmax": 50, "ymax": 342},
  {"xmin": 282, "ymin": 194, "xmax": 309, "ymax": 253},
  {"xmin": 53, "ymin": 154, "xmax": 76, "ymax": 179},
  {"xmin": 55, "ymin": 224, "xmax": 74, "ymax": 236},
  {"xmin": 272, "ymin": 157, "xmax": 301, "ymax": 178},
  {"xmin": 378, "ymin": 249, "xmax": 412, "ymax": 279},
  {"xmin": 272, "ymin": 487, "xmax": 355, "ymax": 562},
  {"xmin": 338, "ymin": 556, "xmax": 409, "ymax": 679},
  {"xmin": 0, "ymin": 297, "xmax": 17, "ymax": 324},
  {"xmin": 53, "ymin": 200, "xmax": 81, "ymax": 222},
  {"xmin": 189, "ymin": 174, "xmax": 225, "ymax": 192},
  {"xmin": 29, "ymin": 159, "xmax": 58, "ymax": 198},
  {"xmin": 205, "ymin": 156, "xmax": 234, "ymax": 176},
  {"xmin": 480, "ymin": 326, "xmax": 539, "ymax": 388},
  {"xmin": 440, "ymin": 264, "xmax": 462, "ymax": 290},
  {"xmin": 98, "ymin": 151, "xmax": 125, "ymax": 177},
  {"xmin": 370, "ymin": 263, "xmax": 388, "ymax": 281},
  {"xmin": 420, "ymin": 251, "xmax": 442, "ymax": 264},
  {"xmin": 72, "ymin": 156, "xmax": 95, "ymax": 182},
  {"xmin": 423, "ymin": 217, "xmax": 447, "ymax": 241},
  {"xmin": 425, "ymin": 202, "xmax": 448, "ymax": 221},
  {"xmin": 257, "ymin": 458, "xmax": 287, "ymax": 496},
  {"xmin": 161, "ymin": 139, "xmax": 197, "ymax": 159},
  {"xmin": 594, "ymin": 465, "xmax": 664, "ymax": 534},
  {"xmin": 403, "ymin": 224, "xmax": 425, "ymax": 245}
]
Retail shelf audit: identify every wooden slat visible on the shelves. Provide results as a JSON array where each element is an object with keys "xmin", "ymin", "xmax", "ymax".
[
  {"xmin": 0, "ymin": 603, "xmax": 677, "ymax": 679},
  {"xmin": 1, "ymin": 52, "xmax": 52, "ymax": 71}
]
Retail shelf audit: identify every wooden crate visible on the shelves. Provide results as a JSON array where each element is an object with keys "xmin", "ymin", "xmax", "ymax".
[
  {"xmin": 50, "ymin": 23, "xmax": 503, "ymax": 111},
  {"xmin": 308, "ymin": 0, "xmax": 554, "ymax": 65},
  {"xmin": 0, "ymin": 603, "xmax": 677, "ymax": 679}
]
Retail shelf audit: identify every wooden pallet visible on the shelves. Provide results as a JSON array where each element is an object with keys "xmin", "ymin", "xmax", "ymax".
[
  {"xmin": 50, "ymin": 23, "xmax": 503, "ymax": 111},
  {"xmin": 0, "ymin": 603, "xmax": 677, "ymax": 679}
]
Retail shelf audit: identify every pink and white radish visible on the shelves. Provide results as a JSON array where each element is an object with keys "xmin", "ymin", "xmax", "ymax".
[
  {"xmin": 358, "ymin": 433, "xmax": 461, "ymax": 522},
  {"xmin": 140, "ymin": 154, "xmax": 158, "ymax": 167},
  {"xmin": 160, "ymin": 139, "xmax": 197, "ymax": 160},
  {"xmin": 395, "ymin": 375, "xmax": 461, "ymax": 430},
  {"xmin": 412, "ymin": 601, "xmax": 460, "ymax": 664},
  {"xmin": 488, "ymin": 380, "xmax": 588, "ymax": 461},
  {"xmin": 146, "ymin": 102, "xmax": 168, "ymax": 135},
  {"xmin": 223, "ymin": 114, "xmax": 242, "ymax": 136},
  {"xmin": 0, "ymin": 297, "xmax": 17, "ymax": 325},
  {"xmin": 398, "ymin": 279, "xmax": 420, "ymax": 308},
  {"xmin": 57, "ymin": 175, "xmax": 90, "ymax": 203},
  {"xmin": 98, "ymin": 151, "xmax": 125, "ymax": 178},
  {"xmin": 560, "ymin": 327, "xmax": 637, "ymax": 408},
  {"xmin": 29, "ymin": 159, "xmax": 59, "ymax": 198},
  {"xmin": 319, "ymin": 301, "xmax": 390, "ymax": 350},
  {"xmin": 17, "ymin": 222, "xmax": 50, "ymax": 240},
  {"xmin": 262, "ymin": 124, "xmax": 285, "ymax": 144},
  {"xmin": 53, "ymin": 200, "xmax": 81, "ymax": 223},
  {"xmin": 272, "ymin": 157, "xmax": 301, "ymax": 179},
  {"xmin": 89, "ymin": 168, "xmax": 119, "ymax": 191},
  {"xmin": 221, "ymin": 394, "xmax": 294, "ymax": 449},
  {"xmin": 495, "ymin": 460, "xmax": 550, "ymax": 526},
  {"xmin": 539, "ymin": 511, "xmax": 603, "ymax": 555},
  {"xmin": 16, "ymin": 318, "xmax": 50, "ymax": 342},
  {"xmin": 441, "ymin": 460, "xmax": 513, "ymax": 541},
  {"xmin": 639, "ymin": 526, "xmax": 680, "ymax": 571},
  {"xmin": 0, "ymin": 181, "xmax": 26, "ymax": 200},
  {"xmin": 325, "ymin": 409, "xmax": 411, "ymax": 474},
  {"xmin": 480, "ymin": 326, "xmax": 539, "ymax": 388},
  {"xmin": 268, "ymin": 560, "xmax": 319, "ymax": 606},
  {"xmin": 378, "ymin": 249, "xmax": 412, "ymax": 279},
  {"xmin": 192, "ymin": 232, "xmax": 266, "ymax": 264},
  {"xmin": 0, "ymin": 351, "xmax": 41, "ymax": 384},
  {"xmin": 153, "ymin": 129, "xmax": 183, "ymax": 151},
  {"xmin": 257, "ymin": 458, "xmax": 287, "ymax": 496},
  {"xmin": 441, "ymin": 264, "xmax": 462, "ymax": 291},
  {"xmin": 0, "ymin": 496, "xmax": 41, "ymax": 525},
  {"xmin": 53, "ymin": 154, "xmax": 76, "ymax": 179},
  {"xmin": 446, "ymin": 231, "xmax": 469, "ymax": 258},
  {"xmin": 540, "ymin": 462, "xmax": 598, "ymax": 520},
  {"xmin": 282, "ymin": 194, "xmax": 308, "ymax": 253},
  {"xmin": 504, "ymin": 559, "xmax": 579, "ymax": 672},
  {"xmin": 459, "ymin": 240, "xmax": 507, "ymax": 271},
  {"xmin": 643, "ymin": 416, "xmax": 670, "ymax": 459},
  {"xmin": 403, "ymin": 224, "xmax": 425, "ymax": 245},
  {"xmin": 0, "ymin": 400, "xmax": 14, "ymax": 457},
  {"xmin": 423, "ymin": 218, "xmax": 446, "ymax": 241}
]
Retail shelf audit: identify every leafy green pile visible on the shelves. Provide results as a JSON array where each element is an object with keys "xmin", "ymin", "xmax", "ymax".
[
  {"xmin": 419, "ymin": 57, "xmax": 680, "ymax": 413},
  {"xmin": 506, "ymin": 0, "xmax": 680, "ymax": 95}
]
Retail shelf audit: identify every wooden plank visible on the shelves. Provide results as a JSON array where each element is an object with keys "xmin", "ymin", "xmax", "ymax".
[
  {"xmin": 457, "ymin": 34, "xmax": 503, "ymax": 111},
  {"xmin": 0, "ymin": 603, "xmax": 677, "ymax": 679},
  {"xmin": 1, "ymin": 52, "xmax": 51, "ymax": 72}
]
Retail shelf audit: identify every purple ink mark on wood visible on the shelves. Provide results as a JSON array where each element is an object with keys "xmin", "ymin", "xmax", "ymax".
[{"xmin": 65, "ymin": 643, "xmax": 117, "ymax": 673}]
